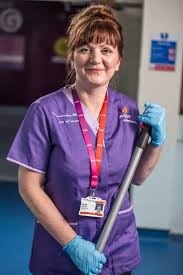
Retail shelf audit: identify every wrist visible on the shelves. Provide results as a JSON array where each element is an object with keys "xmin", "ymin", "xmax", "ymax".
[
  {"xmin": 150, "ymin": 136, "xmax": 167, "ymax": 147},
  {"xmin": 63, "ymin": 235, "xmax": 81, "ymax": 251},
  {"xmin": 61, "ymin": 231, "xmax": 78, "ymax": 247}
]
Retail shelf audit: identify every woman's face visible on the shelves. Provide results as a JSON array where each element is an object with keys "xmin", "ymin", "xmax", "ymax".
[{"xmin": 72, "ymin": 42, "xmax": 121, "ymax": 89}]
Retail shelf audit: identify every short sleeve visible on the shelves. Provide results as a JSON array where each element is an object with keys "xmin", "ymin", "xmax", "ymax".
[{"xmin": 7, "ymin": 102, "xmax": 52, "ymax": 174}]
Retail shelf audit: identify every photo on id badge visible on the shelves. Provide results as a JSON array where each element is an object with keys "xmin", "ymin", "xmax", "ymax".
[{"xmin": 95, "ymin": 203, "xmax": 103, "ymax": 213}]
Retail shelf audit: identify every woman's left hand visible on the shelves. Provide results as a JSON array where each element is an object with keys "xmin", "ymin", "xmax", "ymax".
[{"xmin": 138, "ymin": 102, "xmax": 166, "ymax": 147}]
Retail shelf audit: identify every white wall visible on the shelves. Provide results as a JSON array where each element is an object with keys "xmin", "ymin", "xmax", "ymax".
[
  {"xmin": 132, "ymin": 0, "xmax": 183, "ymax": 234},
  {"xmin": 170, "ymin": 116, "xmax": 183, "ymax": 234}
]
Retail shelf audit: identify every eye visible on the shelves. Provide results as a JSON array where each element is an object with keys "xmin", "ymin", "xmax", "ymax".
[
  {"xmin": 78, "ymin": 47, "xmax": 90, "ymax": 54},
  {"xmin": 101, "ymin": 48, "xmax": 113, "ymax": 55}
]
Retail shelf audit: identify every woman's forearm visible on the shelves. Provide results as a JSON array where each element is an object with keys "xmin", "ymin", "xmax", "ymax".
[
  {"xmin": 18, "ymin": 166, "xmax": 77, "ymax": 246},
  {"xmin": 132, "ymin": 144, "xmax": 163, "ymax": 185}
]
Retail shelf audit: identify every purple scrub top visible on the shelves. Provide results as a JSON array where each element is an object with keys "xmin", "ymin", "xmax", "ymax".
[{"xmin": 7, "ymin": 86, "xmax": 141, "ymax": 275}]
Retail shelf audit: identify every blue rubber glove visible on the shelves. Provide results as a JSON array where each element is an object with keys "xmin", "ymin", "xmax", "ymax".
[
  {"xmin": 63, "ymin": 235, "xmax": 106, "ymax": 275},
  {"xmin": 138, "ymin": 102, "xmax": 166, "ymax": 147}
]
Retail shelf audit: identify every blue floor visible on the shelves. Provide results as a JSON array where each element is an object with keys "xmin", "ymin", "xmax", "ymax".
[{"xmin": 1, "ymin": 182, "xmax": 183, "ymax": 275}]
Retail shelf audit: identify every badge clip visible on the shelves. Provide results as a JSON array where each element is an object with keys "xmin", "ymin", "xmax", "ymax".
[{"xmin": 90, "ymin": 188, "xmax": 96, "ymax": 197}]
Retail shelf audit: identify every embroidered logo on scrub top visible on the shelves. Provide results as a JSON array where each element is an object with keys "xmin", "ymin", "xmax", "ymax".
[
  {"xmin": 118, "ymin": 106, "xmax": 137, "ymax": 125},
  {"xmin": 119, "ymin": 106, "xmax": 131, "ymax": 119}
]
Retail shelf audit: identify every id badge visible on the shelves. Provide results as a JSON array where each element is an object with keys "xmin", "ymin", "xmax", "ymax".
[{"xmin": 79, "ymin": 196, "xmax": 106, "ymax": 218}]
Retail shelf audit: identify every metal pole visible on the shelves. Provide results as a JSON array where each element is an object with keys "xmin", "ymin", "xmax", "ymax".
[{"xmin": 96, "ymin": 125, "xmax": 150, "ymax": 252}]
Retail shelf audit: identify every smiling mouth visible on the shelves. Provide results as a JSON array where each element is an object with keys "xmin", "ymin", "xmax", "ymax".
[{"xmin": 86, "ymin": 69, "xmax": 104, "ymax": 72}]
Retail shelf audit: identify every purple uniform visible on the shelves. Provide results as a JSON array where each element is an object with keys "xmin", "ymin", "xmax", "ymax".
[{"xmin": 7, "ymin": 87, "xmax": 141, "ymax": 275}]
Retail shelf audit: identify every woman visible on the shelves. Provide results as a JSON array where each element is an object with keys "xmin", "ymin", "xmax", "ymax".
[{"xmin": 7, "ymin": 4, "xmax": 166, "ymax": 275}]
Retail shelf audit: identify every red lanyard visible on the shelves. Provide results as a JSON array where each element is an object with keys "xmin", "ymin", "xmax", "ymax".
[{"xmin": 72, "ymin": 89, "xmax": 108, "ymax": 190}]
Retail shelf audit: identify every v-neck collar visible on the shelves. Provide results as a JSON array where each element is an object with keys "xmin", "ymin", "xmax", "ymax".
[{"xmin": 62, "ymin": 87, "xmax": 99, "ymax": 136}]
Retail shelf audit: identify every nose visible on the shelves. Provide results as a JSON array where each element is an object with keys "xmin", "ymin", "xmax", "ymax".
[{"xmin": 89, "ymin": 50, "xmax": 101, "ymax": 64}]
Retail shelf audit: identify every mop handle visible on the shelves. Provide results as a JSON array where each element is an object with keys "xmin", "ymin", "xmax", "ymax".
[{"xmin": 96, "ymin": 125, "xmax": 151, "ymax": 252}]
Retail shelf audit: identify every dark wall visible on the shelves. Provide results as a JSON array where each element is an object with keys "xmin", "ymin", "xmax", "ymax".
[{"xmin": 0, "ymin": 0, "xmax": 84, "ymax": 106}]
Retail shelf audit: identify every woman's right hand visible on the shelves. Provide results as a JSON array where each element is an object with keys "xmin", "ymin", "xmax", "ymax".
[{"xmin": 63, "ymin": 235, "xmax": 106, "ymax": 274}]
